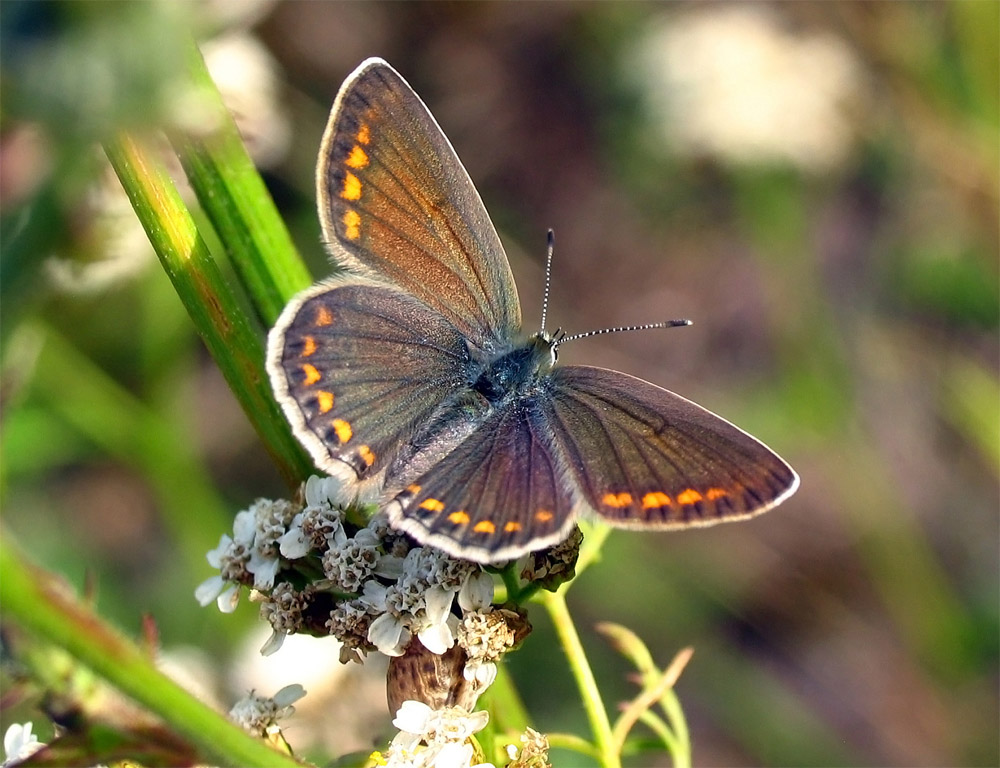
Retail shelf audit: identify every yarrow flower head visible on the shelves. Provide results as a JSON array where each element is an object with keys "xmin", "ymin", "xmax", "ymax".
[
  {"xmin": 519, "ymin": 526, "xmax": 582, "ymax": 591},
  {"xmin": 504, "ymin": 727, "xmax": 551, "ymax": 768},
  {"xmin": 257, "ymin": 581, "xmax": 320, "ymax": 656},
  {"xmin": 198, "ymin": 474, "xmax": 568, "ymax": 755},
  {"xmin": 195, "ymin": 478, "xmax": 510, "ymax": 670},
  {"xmin": 194, "ymin": 509, "xmax": 256, "ymax": 608},
  {"xmin": 245, "ymin": 498, "xmax": 299, "ymax": 590},
  {"xmin": 377, "ymin": 701, "xmax": 494, "ymax": 768}
]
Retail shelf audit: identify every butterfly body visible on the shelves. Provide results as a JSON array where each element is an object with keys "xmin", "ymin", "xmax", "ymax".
[
  {"xmin": 472, "ymin": 333, "xmax": 554, "ymax": 403},
  {"xmin": 267, "ymin": 58, "xmax": 798, "ymax": 563}
]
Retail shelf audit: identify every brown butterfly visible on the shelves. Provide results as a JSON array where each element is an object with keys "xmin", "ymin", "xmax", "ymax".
[{"xmin": 267, "ymin": 59, "xmax": 798, "ymax": 563}]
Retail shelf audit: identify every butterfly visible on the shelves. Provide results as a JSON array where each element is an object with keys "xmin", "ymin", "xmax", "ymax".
[{"xmin": 266, "ymin": 58, "xmax": 799, "ymax": 564}]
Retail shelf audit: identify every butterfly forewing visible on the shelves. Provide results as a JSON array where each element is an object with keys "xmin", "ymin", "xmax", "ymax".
[
  {"xmin": 318, "ymin": 58, "xmax": 521, "ymax": 353},
  {"xmin": 267, "ymin": 278, "xmax": 475, "ymax": 486},
  {"xmin": 386, "ymin": 402, "xmax": 577, "ymax": 563},
  {"xmin": 545, "ymin": 367, "xmax": 799, "ymax": 528}
]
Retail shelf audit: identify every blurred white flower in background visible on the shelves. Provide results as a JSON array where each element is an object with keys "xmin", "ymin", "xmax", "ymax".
[
  {"xmin": 2, "ymin": 723, "xmax": 44, "ymax": 767},
  {"xmin": 46, "ymin": 24, "xmax": 290, "ymax": 295},
  {"xmin": 201, "ymin": 32, "xmax": 291, "ymax": 169},
  {"xmin": 229, "ymin": 683, "xmax": 306, "ymax": 737},
  {"xmin": 232, "ymin": 629, "xmax": 387, "ymax": 754},
  {"xmin": 633, "ymin": 5, "xmax": 868, "ymax": 172}
]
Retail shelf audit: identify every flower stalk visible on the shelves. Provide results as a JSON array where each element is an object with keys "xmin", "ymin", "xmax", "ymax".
[{"xmin": 540, "ymin": 588, "xmax": 619, "ymax": 768}]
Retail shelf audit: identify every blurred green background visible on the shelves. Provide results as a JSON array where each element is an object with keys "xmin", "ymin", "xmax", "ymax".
[{"xmin": 1, "ymin": 2, "xmax": 997, "ymax": 766}]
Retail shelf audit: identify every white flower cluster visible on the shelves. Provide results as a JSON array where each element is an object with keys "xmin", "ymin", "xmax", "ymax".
[
  {"xmin": 377, "ymin": 703, "xmax": 551, "ymax": 768},
  {"xmin": 199, "ymin": 476, "xmax": 569, "ymax": 765},
  {"xmin": 195, "ymin": 476, "xmax": 519, "ymax": 686},
  {"xmin": 382, "ymin": 701, "xmax": 493, "ymax": 768}
]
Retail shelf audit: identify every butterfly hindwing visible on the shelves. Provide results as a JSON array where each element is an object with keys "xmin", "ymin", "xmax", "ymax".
[
  {"xmin": 386, "ymin": 401, "xmax": 578, "ymax": 564},
  {"xmin": 267, "ymin": 277, "xmax": 475, "ymax": 487},
  {"xmin": 544, "ymin": 366, "xmax": 799, "ymax": 528},
  {"xmin": 317, "ymin": 58, "xmax": 521, "ymax": 353}
]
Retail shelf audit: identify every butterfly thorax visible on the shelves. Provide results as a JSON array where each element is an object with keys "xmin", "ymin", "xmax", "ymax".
[{"xmin": 472, "ymin": 334, "xmax": 556, "ymax": 404}]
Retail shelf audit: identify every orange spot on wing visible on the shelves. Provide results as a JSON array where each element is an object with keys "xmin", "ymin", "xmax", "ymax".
[
  {"xmin": 535, "ymin": 509, "xmax": 554, "ymax": 522},
  {"xmin": 343, "ymin": 209, "xmax": 361, "ymax": 240},
  {"xmin": 504, "ymin": 522, "xmax": 522, "ymax": 533},
  {"xmin": 314, "ymin": 306, "xmax": 333, "ymax": 326},
  {"xmin": 706, "ymin": 487, "xmax": 728, "ymax": 500},
  {"xmin": 602, "ymin": 492, "xmax": 633, "ymax": 508},
  {"xmin": 406, "ymin": 484, "xmax": 421, "ymax": 495},
  {"xmin": 316, "ymin": 390, "xmax": 334, "ymax": 414},
  {"xmin": 301, "ymin": 336, "xmax": 318, "ymax": 356},
  {"xmin": 473, "ymin": 520, "xmax": 496, "ymax": 534},
  {"xmin": 341, "ymin": 172, "xmax": 362, "ymax": 201},
  {"xmin": 301, "ymin": 364, "xmax": 321, "ymax": 385},
  {"xmin": 331, "ymin": 418, "xmax": 352, "ymax": 443},
  {"xmin": 356, "ymin": 122, "xmax": 370, "ymax": 145},
  {"xmin": 419, "ymin": 498, "xmax": 445, "ymax": 513},
  {"xmin": 346, "ymin": 145, "xmax": 369, "ymax": 169},
  {"xmin": 642, "ymin": 491, "xmax": 672, "ymax": 509},
  {"xmin": 358, "ymin": 445, "xmax": 375, "ymax": 466},
  {"xmin": 448, "ymin": 510, "xmax": 470, "ymax": 525},
  {"xmin": 677, "ymin": 489, "xmax": 703, "ymax": 505}
]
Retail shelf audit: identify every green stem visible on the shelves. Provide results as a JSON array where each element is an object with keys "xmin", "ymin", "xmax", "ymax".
[
  {"xmin": 103, "ymin": 131, "xmax": 313, "ymax": 486},
  {"xmin": 573, "ymin": 522, "xmax": 612, "ymax": 582},
  {"xmin": 174, "ymin": 40, "xmax": 312, "ymax": 326},
  {"xmin": 541, "ymin": 589, "xmax": 619, "ymax": 768},
  {"xmin": 630, "ymin": 710, "xmax": 677, "ymax": 755},
  {"xmin": 0, "ymin": 533, "xmax": 304, "ymax": 768},
  {"xmin": 597, "ymin": 623, "xmax": 692, "ymax": 766},
  {"xmin": 498, "ymin": 561, "xmax": 522, "ymax": 602},
  {"xmin": 659, "ymin": 689, "xmax": 691, "ymax": 768},
  {"xmin": 483, "ymin": 662, "xmax": 532, "ymax": 734},
  {"xmin": 545, "ymin": 732, "xmax": 602, "ymax": 760}
]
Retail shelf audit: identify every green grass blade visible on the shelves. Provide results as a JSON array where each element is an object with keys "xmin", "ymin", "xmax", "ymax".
[
  {"xmin": 103, "ymin": 131, "xmax": 313, "ymax": 486},
  {"xmin": 0, "ymin": 534, "xmax": 306, "ymax": 768},
  {"xmin": 172, "ymin": 40, "xmax": 313, "ymax": 326}
]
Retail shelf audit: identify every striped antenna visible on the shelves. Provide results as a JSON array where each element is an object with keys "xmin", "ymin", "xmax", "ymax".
[{"xmin": 540, "ymin": 230, "xmax": 692, "ymax": 348}]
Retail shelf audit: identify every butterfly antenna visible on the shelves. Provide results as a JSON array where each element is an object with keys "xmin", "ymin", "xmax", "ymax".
[
  {"xmin": 555, "ymin": 319, "xmax": 692, "ymax": 348},
  {"xmin": 540, "ymin": 229, "xmax": 555, "ymax": 335},
  {"xmin": 541, "ymin": 229, "xmax": 691, "ymax": 347}
]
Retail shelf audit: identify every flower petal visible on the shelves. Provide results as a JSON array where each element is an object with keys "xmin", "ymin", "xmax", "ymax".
[
  {"xmin": 417, "ymin": 620, "xmax": 455, "ymax": 655},
  {"xmin": 424, "ymin": 585, "xmax": 455, "ymax": 624},
  {"xmin": 273, "ymin": 683, "xmax": 307, "ymax": 707},
  {"xmin": 259, "ymin": 629, "xmax": 286, "ymax": 656},
  {"xmin": 369, "ymin": 613, "xmax": 409, "ymax": 656},
  {"xmin": 392, "ymin": 699, "xmax": 433, "ymax": 735},
  {"xmin": 458, "ymin": 571, "xmax": 494, "ymax": 613},
  {"xmin": 195, "ymin": 575, "xmax": 225, "ymax": 607},
  {"xmin": 216, "ymin": 584, "xmax": 241, "ymax": 613}
]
